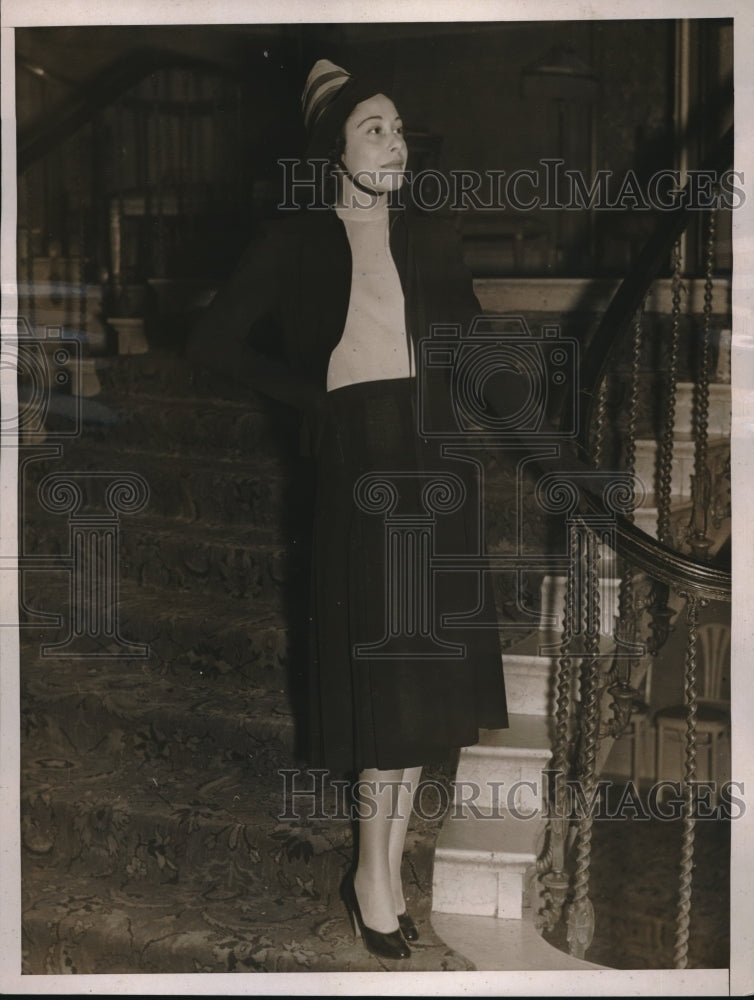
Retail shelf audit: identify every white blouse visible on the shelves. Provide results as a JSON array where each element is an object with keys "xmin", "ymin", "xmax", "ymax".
[{"xmin": 326, "ymin": 199, "xmax": 415, "ymax": 392}]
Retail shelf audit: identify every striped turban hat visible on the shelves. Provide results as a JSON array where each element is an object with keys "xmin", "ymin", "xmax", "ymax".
[{"xmin": 301, "ymin": 58, "xmax": 396, "ymax": 159}]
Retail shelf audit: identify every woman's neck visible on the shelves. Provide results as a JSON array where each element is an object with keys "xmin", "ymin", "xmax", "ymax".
[{"xmin": 336, "ymin": 173, "xmax": 388, "ymax": 218}]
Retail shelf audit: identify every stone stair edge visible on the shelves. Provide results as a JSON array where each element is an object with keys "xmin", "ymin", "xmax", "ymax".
[
  {"xmin": 435, "ymin": 806, "xmax": 545, "ymax": 862},
  {"xmin": 476, "ymin": 714, "xmax": 554, "ymax": 754},
  {"xmin": 430, "ymin": 909, "xmax": 609, "ymax": 971}
]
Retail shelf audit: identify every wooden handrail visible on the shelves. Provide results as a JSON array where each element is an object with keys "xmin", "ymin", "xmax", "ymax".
[
  {"xmin": 566, "ymin": 125, "xmax": 733, "ymax": 601},
  {"xmin": 571, "ymin": 125, "xmax": 733, "ymax": 454}
]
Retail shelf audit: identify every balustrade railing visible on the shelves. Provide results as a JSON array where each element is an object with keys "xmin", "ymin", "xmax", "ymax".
[{"xmin": 535, "ymin": 128, "xmax": 732, "ymax": 968}]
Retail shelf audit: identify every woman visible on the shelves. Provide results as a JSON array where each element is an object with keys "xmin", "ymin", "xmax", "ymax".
[{"xmin": 187, "ymin": 59, "xmax": 509, "ymax": 960}]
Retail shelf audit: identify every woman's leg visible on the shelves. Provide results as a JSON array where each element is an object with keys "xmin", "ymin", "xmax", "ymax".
[
  {"xmin": 353, "ymin": 766, "xmax": 404, "ymax": 933},
  {"xmin": 388, "ymin": 765, "xmax": 422, "ymax": 914}
]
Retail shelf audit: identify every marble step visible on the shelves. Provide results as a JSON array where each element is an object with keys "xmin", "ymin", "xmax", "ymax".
[
  {"xmin": 671, "ymin": 381, "xmax": 731, "ymax": 439},
  {"xmin": 454, "ymin": 715, "xmax": 554, "ymax": 813},
  {"xmin": 633, "ymin": 433, "xmax": 729, "ymax": 504},
  {"xmin": 503, "ymin": 640, "xmax": 559, "ymax": 718},
  {"xmin": 431, "ymin": 909, "xmax": 606, "ymax": 970},
  {"xmin": 501, "ymin": 628, "xmax": 621, "ymax": 718},
  {"xmin": 432, "ymin": 805, "xmax": 546, "ymax": 920},
  {"xmin": 539, "ymin": 572, "xmax": 621, "ymax": 638},
  {"xmin": 434, "ymin": 712, "xmax": 557, "ymax": 922}
]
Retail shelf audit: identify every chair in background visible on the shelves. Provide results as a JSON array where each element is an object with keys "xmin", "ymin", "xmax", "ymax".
[
  {"xmin": 654, "ymin": 622, "xmax": 731, "ymax": 794},
  {"xmin": 619, "ymin": 659, "xmax": 654, "ymax": 788}
]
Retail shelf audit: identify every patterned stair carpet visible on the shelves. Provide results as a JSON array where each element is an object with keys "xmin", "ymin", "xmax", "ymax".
[{"xmin": 21, "ymin": 647, "xmax": 472, "ymax": 974}]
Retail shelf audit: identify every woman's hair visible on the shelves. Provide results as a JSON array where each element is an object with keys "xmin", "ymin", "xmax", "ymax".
[{"xmin": 328, "ymin": 126, "xmax": 347, "ymax": 169}]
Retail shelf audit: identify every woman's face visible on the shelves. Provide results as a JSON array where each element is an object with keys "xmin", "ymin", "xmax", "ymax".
[{"xmin": 340, "ymin": 93, "xmax": 407, "ymax": 194}]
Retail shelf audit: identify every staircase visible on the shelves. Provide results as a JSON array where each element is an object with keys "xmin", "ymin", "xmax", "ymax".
[
  {"xmin": 14, "ymin": 44, "xmax": 732, "ymax": 973},
  {"xmin": 429, "ymin": 271, "xmax": 731, "ymax": 964}
]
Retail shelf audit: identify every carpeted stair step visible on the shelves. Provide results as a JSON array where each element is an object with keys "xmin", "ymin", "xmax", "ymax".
[
  {"xmin": 21, "ymin": 708, "xmax": 350, "ymax": 883},
  {"xmin": 20, "ymin": 653, "xmax": 300, "ymax": 761},
  {"xmin": 22, "ymin": 844, "xmax": 474, "ymax": 975},
  {"xmin": 21, "ymin": 762, "xmax": 470, "ymax": 974},
  {"xmin": 20, "ymin": 581, "xmax": 298, "ymax": 689},
  {"xmin": 19, "ymin": 442, "xmax": 309, "ymax": 531},
  {"xmin": 60, "ymin": 390, "xmax": 300, "ymax": 462},
  {"xmin": 22, "ymin": 512, "xmax": 308, "ymax": 604},
  {"xmin": 93, "ymin": 351, "xmax": 273, "ymax": 405},
  {"xmin": 20, "ymin": 674, "xmax": 470, "ymax": 975}
]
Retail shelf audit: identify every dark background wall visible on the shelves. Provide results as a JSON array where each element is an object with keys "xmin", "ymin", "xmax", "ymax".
[{"xmin": 15, "ymin": 19, "xmax": 733, "ymax": 279}]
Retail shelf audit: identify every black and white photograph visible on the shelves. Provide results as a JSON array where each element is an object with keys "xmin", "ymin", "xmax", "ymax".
[{"xmin": 1, "ymin": 1, "xmax": 752, "ymax": 994}]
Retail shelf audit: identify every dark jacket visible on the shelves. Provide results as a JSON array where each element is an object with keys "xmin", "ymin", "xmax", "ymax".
[{"xmin": 186, "ymin": 206, "xmax": 482, "ymax": 454}]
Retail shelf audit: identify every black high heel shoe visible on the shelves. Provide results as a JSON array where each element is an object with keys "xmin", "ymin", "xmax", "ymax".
[
  {"xmin": 341, "ymin": 872, "xmax": 411, "ymax": 960},
  {"xmin": 397, "ymin": 911, "xmax": 419, "ymax": 942}
]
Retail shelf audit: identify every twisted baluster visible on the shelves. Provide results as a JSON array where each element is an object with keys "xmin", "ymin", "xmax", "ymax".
[
  {"xmin": 593, "ymin": 379, "xmax": 608, "ymax": 469},
  {"xmin": 687, "ymin": 207, "xmax": 717, "ymax": 558},
  {"xmin": 657, "ymin": 241, "xmax": 683, "ymax": 545},
  {"xmin": 623, "ymin": 303, "xmax": 644, "ymax": 519},
  {"xmin": 614, "ymin": 304, "xmax": 644, "ymax": 685},
  {"xmin": 536, "ymin": 523, "xmax": 580, "ymax": 931},
  {"xmin": 567, "ymin": 526, "xmax": 602, "ymax": 958},
  {"xmin": 674, "ymin": 593, "xmax": 706, "ymax": 968}
]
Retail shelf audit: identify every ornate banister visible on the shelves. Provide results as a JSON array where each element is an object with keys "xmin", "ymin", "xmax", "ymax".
[
  {"xmin": 536, "ymin": 119, "xmax": 732, "ymax": 968},
  {"xmin": 571, "ymin": 126, "xmax": 733, "ymax": 459},
  {"xmin": 568, "ymin": 126, "xmax": 733, "ymax": 603}
]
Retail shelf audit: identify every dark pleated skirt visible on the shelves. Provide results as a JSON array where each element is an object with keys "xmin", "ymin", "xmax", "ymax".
[{"xmin": 307, "ymin": 376, "xmax": 508, "ymax": 773}]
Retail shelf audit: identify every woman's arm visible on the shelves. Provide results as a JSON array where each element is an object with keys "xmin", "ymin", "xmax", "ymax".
[{"xmin": 185, "ymin": 220, "xmax": 324, "ymax": 414}]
